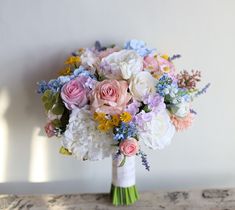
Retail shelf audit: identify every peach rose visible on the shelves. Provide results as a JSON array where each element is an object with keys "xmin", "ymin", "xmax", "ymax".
[
  {"xmin": 90, "ymin": 80, "xmax": 131, "ymax": 115},
  {"xmin": 119, "ymin": 138, "xmax": 139, "ymax": 157}
]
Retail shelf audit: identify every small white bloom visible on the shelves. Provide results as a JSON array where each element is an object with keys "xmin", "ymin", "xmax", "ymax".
[
  {"xmin": 100, "ymin": 50, "xmax": 143, "ymax": 80},
  {"xmin": 170, "ymin": 102, "xmax": 190, "ymax": 118},
  {"xmin": 81, "ymin": 49, "xmax": 98, "ymax": 72},
  {"xmin": 129, "ymin": 71, "xmax": 157, "ymax": 101},
  {"xmin": 62, "ymin": 107, "xmax": 114, "ymax": 161},
  {"xmin": 137, "ymin": 110, "xmax": 175, "ymax": 150}
]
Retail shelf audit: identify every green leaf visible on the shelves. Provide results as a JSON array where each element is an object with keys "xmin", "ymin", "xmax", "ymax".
[
  {"xmin": 51, "ymin": 96, "xmax": 56, "ymax": 105},
  {"xmin": 119, "ymin": 156, "xmax": 126, "ymax": 167},
  {"xmin": 44, "ymin": 89, "xmax": 52, "ymax": 98},
  {"xmin": 143, "ymin": 105, "xmax": 151, "ymax": 113},
  {"xmin": 44, "ymin": 102, "xmax": 53, "ymax": 111},
  {"xmin": 54, "ymin": 92, "xmax": 61, "ymax": 102},
  {"xmin": 59, "ymin": 146, "xmax": 72, "ymax": 156},
  {"xmin": 51, "ymin": 104, "xmax": 64, "ymax": 115},
  {"xmin": 52, "ymin": 119, "xmax": 62, "ymax": 128},
  {"xmin": 41, "ymin": 95, "xmax": 48, "ymax": 103}
]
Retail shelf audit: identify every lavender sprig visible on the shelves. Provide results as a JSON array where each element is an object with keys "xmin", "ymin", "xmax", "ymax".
[
  {"xmin": 190, "ymin": 109, "xmax": 197, "ymax": 115},
  {"xmin": 195, "ymin": 83, "xmax": 211, "ymax": 97},
  {"xmin": 138, "ymin": 150, "xmax": 150, "ymax": 171},
  {"xmin": 113, "ymin": 150, "xmax": 121, "ymax": 160},
  {"xmin": 169, "ymin": 54, "xmax": 181, "ymax": 61}
]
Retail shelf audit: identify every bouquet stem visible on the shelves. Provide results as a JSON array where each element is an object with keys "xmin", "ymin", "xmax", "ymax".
[{"xmin": 111, "ymin": 155, "xmax": 139, "ymax": 206}]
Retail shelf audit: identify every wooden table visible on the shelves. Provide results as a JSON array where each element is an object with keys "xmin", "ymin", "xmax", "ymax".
[{"xmin": 1, "ymin": 189, "xmax": 235, "ymax": 210}]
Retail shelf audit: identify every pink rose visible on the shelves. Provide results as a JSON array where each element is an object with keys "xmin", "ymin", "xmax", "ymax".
[
  {"xmin": 44, "ymin": 122, "xmax": 55, "ymax": 137},
  {"xmin": 144, "ymin": 55, "xmax": 175, "ymax": 79},
  {"xmin": 61, "ymin": 76, "xmax": 89, "ymax": 110},
  {"xmin": 90, "ymin": 80, "xmax": 131, "ymax": 115},
  {"xmin": 119, "ymin": 138, "xmax": 139, "ymax": 157}
]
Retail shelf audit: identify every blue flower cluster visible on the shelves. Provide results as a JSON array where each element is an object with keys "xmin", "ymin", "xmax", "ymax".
[
  {"xmin": 156, "ymin": 74, "xmax": 173, "ymax": 97},
  {"xmin": 37, "ymin": 66, "xmax": 96, "ymax": 94},
  {"xmin": 124, "ymin": 39, "xmax": 155, "ymax": 57},
  {"xmin": 113, "ymin": 122, "xmax": 137, "ymax": 141},
  {"xmin": 156, "ymin": 74, "xmax": 190, "ymax": 104}
]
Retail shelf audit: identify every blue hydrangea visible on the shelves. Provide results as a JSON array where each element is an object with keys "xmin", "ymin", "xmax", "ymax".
[
  {"xmin": 113, "ymin": 122, "xmax": 137, "ymax": 141},
  {"xmin": 124, "ymin": 39, "xmax": 155, "ymax": 57},
  {"xmin": 73, "ymin": 66, "xmax": 97, "ymax": 80}
]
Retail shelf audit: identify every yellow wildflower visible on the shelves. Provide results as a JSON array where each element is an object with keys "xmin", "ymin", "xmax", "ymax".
[
  {"xmin": 97, "ymin": 120, "xmax": 113, "ymax": 132},
  {"xmin": 120, "ymin": 112, "xmax": 132, "ymax": 123},
  {"xmin": 111, "ymin": 115, "xmax": 120, "ymax": 126},
  {"xmin": 64, "ymin": 56, "xmax": 81, "ymax": 65},
  {"xmin": 153, "ymin": 73, "xmax": 162, "ymax": 80},
  {"xmin": 58, "ymin": 67, "xmax": 71, "ymax": 76},
  {"xmin": 161, "ymin": 54, "xmax": 169, "ymax": 60},
  {"xmin": 163, "ymin": 66, "xmax": 170, "ymax": 73},
  {"xmin": 94, "ymin": 112, "xmax": 106, "ymax": 123},
  {"xmin": 97, "ymin": 123, "xmax": 108, "ymax": 132}
]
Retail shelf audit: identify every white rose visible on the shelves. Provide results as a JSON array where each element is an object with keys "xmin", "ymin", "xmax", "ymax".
[
  {"xmin": 137, "ymin": 110, "xmax": 175, "ymax": 150},
  {"xmin": 100, "ymin": 50, "xmax": 143, "ymax": 80},
  {"xmin": 129, "ymin": 71, "xmax": 157, "ymax": 101},
  {"xmin": 170, "ymin": 102, "xmax": 190, "ymax": 118}
]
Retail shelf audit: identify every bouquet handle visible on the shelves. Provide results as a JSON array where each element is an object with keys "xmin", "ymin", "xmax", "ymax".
[{"xmin": 111, "ymin": 155, "xmax": 139, "ymax": 206}]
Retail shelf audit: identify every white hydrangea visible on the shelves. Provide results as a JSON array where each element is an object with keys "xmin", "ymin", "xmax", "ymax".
[
  {"xmin": 137, "ymin": 110, "xmax": 175, "ymax": 150},
  {"xmin": 62, "ymin": 107, "xmax": 114, "ymax": 161}
]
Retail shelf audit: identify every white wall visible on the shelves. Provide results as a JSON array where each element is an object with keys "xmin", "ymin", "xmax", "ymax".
[{"xmin": 0, "ymin": 0, "xmax": 235, "ymax": 194}]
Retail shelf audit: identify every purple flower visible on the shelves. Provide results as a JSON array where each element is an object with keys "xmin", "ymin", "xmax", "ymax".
[{"xmin": 125, "ymin": 100, "xmax": 141, "ymax": 115}]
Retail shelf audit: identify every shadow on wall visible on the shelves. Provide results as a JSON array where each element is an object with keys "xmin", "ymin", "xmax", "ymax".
[
  {"xmin": 0, "ymin": 88, "xmax": 10, "ymax": 182},
  {"xmin": 0, "ymin": 45, "xmax": 91, "ymax": 185}
]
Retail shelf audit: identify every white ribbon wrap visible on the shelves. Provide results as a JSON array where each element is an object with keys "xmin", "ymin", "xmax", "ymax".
[{"xmin": 112, "ymin": 155, "xmax": 136, "ymax": 188}]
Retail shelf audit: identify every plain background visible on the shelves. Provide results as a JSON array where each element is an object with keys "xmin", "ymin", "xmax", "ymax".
[{"xmin": 0, "ymin": 0, "xmax": 235, "ymax": 193}]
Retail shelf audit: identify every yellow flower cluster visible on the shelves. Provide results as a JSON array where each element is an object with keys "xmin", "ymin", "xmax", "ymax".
[
  {"xmin": 58, "ymin": 66, "xmax": 71, "ymax": 76},
  {"xmin": 64, "ymin": 56, "xmax": 81, "ymax": 65},
  {"xmin": 120, "ymin": 112, "xmax": 132, "ymax": 123},
  {"xmin": 94, "ymin": 111, "xmax": 132, "ymax": 132}
]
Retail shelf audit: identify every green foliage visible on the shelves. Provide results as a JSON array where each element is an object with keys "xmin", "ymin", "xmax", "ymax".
[
  {"xmin": 51, "ymin": 119, "xmax": 62, "ymax": 128},
  {"xmin": 41, "ymin": 90, "xmax": 65, "ymax": 115}
]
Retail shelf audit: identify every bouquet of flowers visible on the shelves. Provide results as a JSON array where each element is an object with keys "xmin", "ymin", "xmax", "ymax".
[{"xmin": 37, "ymin": 40, "xmax": 209, "ymax": 206}]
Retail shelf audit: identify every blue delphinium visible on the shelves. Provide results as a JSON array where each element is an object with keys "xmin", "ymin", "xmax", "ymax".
[
  {"xmin": 113, "ymin": 122, "xmax": 137, "ymax": 141},
  {"xmin": 124, "ymin": 39, "xmax": 155, "ymax": 57},
  {"xmin": 156, "ymin": 74, "xmax": 173, "ymax": 97},
  {"xmin": 156, "ymin": 74, "xmax": 190, "ymax": 104}
]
